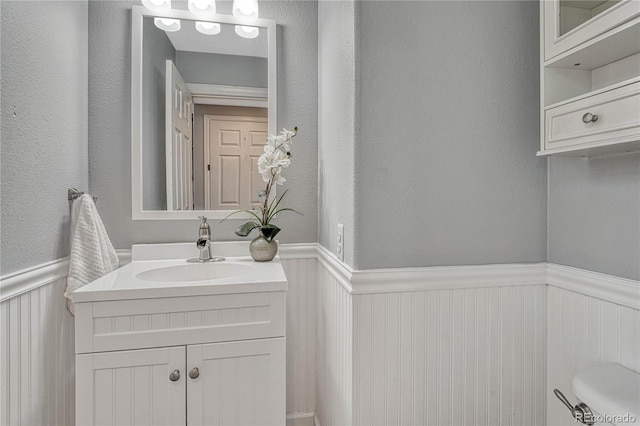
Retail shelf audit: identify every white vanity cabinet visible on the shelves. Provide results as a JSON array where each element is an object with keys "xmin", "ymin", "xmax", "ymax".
[
  {"xmin": 539, "ymin": 0, "xmax": 640, "ymax": 156},
  {"xmin": 73, "ymin": 244, "xmax": 288, "ymax": 426},
  {"xmin": 76, "ymin": 339, "xmax": 285, "ymax": 426}
]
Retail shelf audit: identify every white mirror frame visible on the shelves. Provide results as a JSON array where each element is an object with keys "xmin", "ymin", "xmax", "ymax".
[{"xmin": 131, "ymin": 5, "xmax": 277, "ymax": 220}]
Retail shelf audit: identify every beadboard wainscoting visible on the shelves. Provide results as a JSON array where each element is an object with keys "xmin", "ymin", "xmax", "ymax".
[
  {"xmin": 546, "ymin": 265, "xmax": 640, "ymax": 426},
  {"xmin": 0, "ymin": 277, "xmax": 75, "ymax": 425},
  {"xmin": 315, "ymin": 246, "xmax": 549, "ymax": 426},
  {"xmin": 280, "ymin": 245, "xmax": 320, "ymax": 422},
  {"xmin": 352, "ymin": 286, "xmax": 547, "ymax": 426},
  {"xmin": 316, "ymin": 259, "xmax": 353, "ymax": 426},
  {"xmin": 2, "ymin": 246, "xmax": 639, "ymax": 426}
]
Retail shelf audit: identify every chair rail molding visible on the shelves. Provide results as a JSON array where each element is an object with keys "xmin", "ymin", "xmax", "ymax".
[
  {"xmin": 0, "ymin": 258, "xmax": 70, "ymax": 302},
  {"xmin": 547, "ymin": 263, "xmax": 640, "ymax": 309}
]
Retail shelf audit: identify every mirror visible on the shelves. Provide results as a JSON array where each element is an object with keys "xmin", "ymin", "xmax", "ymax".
[
  {"xmin": 558, "ymin": 0, "xmax": 621, "ymax": 36},
  {"xmin": 131, "ymin": 5, "xmax": 276, "ymax": 220}
]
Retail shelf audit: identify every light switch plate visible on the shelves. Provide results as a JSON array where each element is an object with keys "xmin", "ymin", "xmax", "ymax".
[{"xmin": 337, "ymin": 223, "xmax": 344, "ymax": 262}]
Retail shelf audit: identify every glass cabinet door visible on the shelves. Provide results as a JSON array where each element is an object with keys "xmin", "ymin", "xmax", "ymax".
[
  {"xmin": 558, "ymin": 0, "xmax": 621, "ymax": 36},
  {"xmin": 543, "ymin": 0, "xmax": 640, "ymax": 61}
]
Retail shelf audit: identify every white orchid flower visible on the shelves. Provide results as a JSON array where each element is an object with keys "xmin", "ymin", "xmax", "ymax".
[
  {"xmin": 273, "ymin": 171, "xmax": 286, "ymax": 185},
  {"xmin": 282, "ymin": 128, "xmax": 296, "ymax": 139},
  {"xmin": 263, "ymin": 144, "xmax": 275, "ymax": 154},
  {"xmin": 258, "ymin": 150, "xmax": 290, "ymax": 177}
]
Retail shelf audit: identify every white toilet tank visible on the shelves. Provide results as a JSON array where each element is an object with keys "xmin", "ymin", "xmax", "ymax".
[{"xmin": 573, "ymin": 363, "xmax": 640, "ymax": 425}]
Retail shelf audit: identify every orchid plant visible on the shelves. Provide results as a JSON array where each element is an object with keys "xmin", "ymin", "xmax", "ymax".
[{"xmin": 225, "ymin": 127, "xmax": 301, "ymax": 242}]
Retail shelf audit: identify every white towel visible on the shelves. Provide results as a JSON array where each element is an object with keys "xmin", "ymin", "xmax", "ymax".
[{"xmin": 64, "ymin": 194, "xmax": 119, "ymax": 314}]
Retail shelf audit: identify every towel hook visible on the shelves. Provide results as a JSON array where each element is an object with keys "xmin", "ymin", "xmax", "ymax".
[{"xmin": 68, "ymin": 187, "xmax": 98, "ymax": 204}]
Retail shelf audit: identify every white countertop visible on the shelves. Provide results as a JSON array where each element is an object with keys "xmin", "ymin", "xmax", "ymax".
[{"xmin": 72, "ymin": 242, "xmax": 288, "ymax": 303}]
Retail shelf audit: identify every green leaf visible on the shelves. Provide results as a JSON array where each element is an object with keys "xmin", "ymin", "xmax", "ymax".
[
  {"xmin": 259, "ymin": 224, "xmax": 281, "ymax": 241},
  {"xmin": 266, "ymin": 190, "xmax": 292, "ymax": 222},
  {"xmin": 221, "ymin": 209, "xmax": 262, "ymax": 224},
  {"xmin": 235, "ymin": 222, "xmax": 260, "ymax": 237},
  {"xmin": 270, "ymin": 207, "xmax": 303, "ymax": 221},
  {"xmin": 266, "ymin": 188, "xmax": 287, "ymax": 219}
]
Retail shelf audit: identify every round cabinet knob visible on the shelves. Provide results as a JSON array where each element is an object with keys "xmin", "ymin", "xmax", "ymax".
[
  {"xmin": 582, "ymin": 112, "xmax": 598, "ymax": 123},
  {"xmin": 189, "ymin": 367, "xmax": 200, "ymax": 379},
  {"xmin": 169, "ymin": 370, "xmax": 180, "ymax": 382}
]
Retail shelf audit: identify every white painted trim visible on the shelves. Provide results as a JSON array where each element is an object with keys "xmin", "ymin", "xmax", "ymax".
[
  {"xmin": 3, "ymin": 245, "xmax": 637, "ymax": 310},
  {"xmin": 193, "ymin": 97, "xmax": 268, "ymax": 108},
  {"xmin": 189, "ymin": 83, "xmax": 268, "ymax": 108},
  {"xmin": 117, "ymin": 250, "xmax": 132, "ymax": 266},
  {"xmin": 187, "ymin": 83, "xmax": 267, "ymax": 99},
  {"xmin": 316, "ymin": 244, "xmax": 354, "ymax": 293},
  {"xmin": 278, "ymin": 243, "xmax": 318, "ymax": 260},
  {"xmin": 349, "ymin": 262, "xmax": 548, "ymax": 294},
  {"xmin": 547, "ymin": 263, "xmax": 640, "ymax": 309},
  {"xmin": 0, "ymin": 258, "xmax": 69, "ymax": 302},
  {"xmin": 286, "ymin": 411, "xmax": 316, "ymax": 420}
]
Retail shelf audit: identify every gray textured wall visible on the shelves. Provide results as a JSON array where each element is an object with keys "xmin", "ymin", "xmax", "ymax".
[
  {"xmin": 317, "ymin": 0, "xmax": 356, "ymax": 266},
  {"xmin": 353, "ymin": 1, "xmax": 547, "ymax": 269},
  {"xmin": 548, "ymin": 154, "xmax": 640, "ymax": 280},
  {"xmin": 1, "ymin": 0, "xmax": 88, "ymax": 275},
  {"xmin": 88, "ymin": 0, "xmax": 317, "ymax": 249},
  {"xmin": 176, "ymin": 51, "xmax": 267, "ymax": 88},
  {"xmin": 142, "ymin": 17, "xmax": 175, "ymax": 210}
]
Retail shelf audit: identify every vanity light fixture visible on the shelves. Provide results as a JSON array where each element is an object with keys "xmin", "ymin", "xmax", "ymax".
[
  {"xmin": 188, "ymin": 0, "xmax": 216, "ymax": 18},
  {"xmin": 154, "ymin": 17, "xmax": 181, "ymax": 32},
  {"xmin": 196, "ymin": 21, "xmax": 221, "ymax": 35},
  {"xmin": 235, "ymin": 25, "xmax": 259, "ymax": 39},
  {"xmin": 232, "ymin": 0, "xmax": 259, "ymax": 22},
  {"xmin": 142, "ymin": 0, "xmax": 171, "ymax": 12}
]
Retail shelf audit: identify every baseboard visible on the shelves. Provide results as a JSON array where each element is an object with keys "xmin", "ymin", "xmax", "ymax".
[{"xmin": 286, "ymin": 411, "xmax": 316, "ymax": 426}]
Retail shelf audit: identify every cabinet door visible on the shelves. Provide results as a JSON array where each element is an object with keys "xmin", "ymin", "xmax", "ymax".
[
  {"xmin": 186, "ymin": 338, "xmax": 285, "ymax": 426},
  {"xmin": 76, "ymin": 346, "xmax": 186, "ymax": 426},
  {"xmin": 543, "ymin": 0, "xmax": 640, "ymax": 61}
]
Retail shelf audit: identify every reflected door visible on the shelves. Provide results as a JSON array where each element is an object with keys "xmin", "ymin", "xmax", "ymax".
[
  {"xmin": 166, "ymin": 60, "xmax": 193, "ymax": 211},
  {"xmin": 204, "ymin": 115, "xmax": 268, "ymax": 210}
]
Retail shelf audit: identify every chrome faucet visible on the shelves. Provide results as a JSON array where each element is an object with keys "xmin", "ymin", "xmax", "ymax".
[{"xmin": 188, "ymin": 216, "xmax": 225, "ymax": 262}]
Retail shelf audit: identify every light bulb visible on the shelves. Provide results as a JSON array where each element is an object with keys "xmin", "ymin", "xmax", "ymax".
[
  {"xmin": 196, "ymin": 21, "xmax": 221, "ymax": 35},
  {"xmin": 235, "ymin": 25, "xmax": 259, "ymax": 39},
  {"xmin": 154, "ymin": 17, "xmax": 181, "ymax": 32},
  {"xmin": 142, "ymin": 0, "xmax": 171, "ymax": 12},
  {"xmin": 188, "ymin": 0, "xmax": 216, "ymax": 17},
  {"xmin": 232, "ymin": 0, "xmax": 259, "ymax": 22}
]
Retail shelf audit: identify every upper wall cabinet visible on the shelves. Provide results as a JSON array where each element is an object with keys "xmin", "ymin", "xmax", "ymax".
[{"xmin": 539, "ymin": 0, "xmax": 640, "ymax": 156}]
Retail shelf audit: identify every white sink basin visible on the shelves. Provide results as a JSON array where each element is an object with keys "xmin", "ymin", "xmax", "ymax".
[
  {"xmin": 72, "ymin": 242, "xmax": 287, "ymax": 302},
  {"xmin": 135, "ymin": 262, "xmax": 254, "ymax": 283}
]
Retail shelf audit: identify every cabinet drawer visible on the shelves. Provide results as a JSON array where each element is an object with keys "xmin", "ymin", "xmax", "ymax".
[
  {"xmin": 544, "ymin": 81, "xmax": 640, "ymax": 154},
  {"xmin": 75, "ymin": 291, "xmax": 285, "ymax": 354}
]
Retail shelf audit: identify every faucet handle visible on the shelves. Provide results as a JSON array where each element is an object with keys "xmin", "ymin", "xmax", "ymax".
[{"xmin": 198, "ymin": 216, "xmax": 210, "ymax": 231}]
